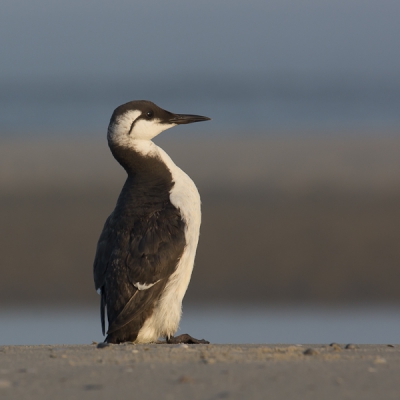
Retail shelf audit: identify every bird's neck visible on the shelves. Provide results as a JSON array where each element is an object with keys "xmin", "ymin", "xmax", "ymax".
[{"xmin": 110, "ymin": 140, "xmax": 175, "ymax": 209}]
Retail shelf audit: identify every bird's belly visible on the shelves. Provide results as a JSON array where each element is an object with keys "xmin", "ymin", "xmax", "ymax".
[
  {"xmin": 135, "ymin": 169, "xmax": 201, "ymax": 343},
  {"xmin": 135, "ymin": 253, "xmax": 197, "ymax": 343}
]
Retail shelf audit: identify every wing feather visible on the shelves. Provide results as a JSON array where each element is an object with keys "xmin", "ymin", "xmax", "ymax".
[{"xmin": 93, "ymin": 203, "xmax": 186, "ymax": 341}]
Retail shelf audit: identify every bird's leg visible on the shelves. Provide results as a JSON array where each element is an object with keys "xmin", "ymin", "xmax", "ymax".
[{"xmin": 166, "ymin": 334, "xmax": 209, "ymax": 344}]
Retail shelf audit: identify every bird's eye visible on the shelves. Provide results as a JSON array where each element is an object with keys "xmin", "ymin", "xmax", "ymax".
[{"xmin": 146, "ymin": 111, "xmax": 153, "ymax": 119}]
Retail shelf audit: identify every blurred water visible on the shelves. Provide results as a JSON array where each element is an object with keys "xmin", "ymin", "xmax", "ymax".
[
  {"xmin": 1, "ymin": 305, "xmax": 399, "ymax": 345},
  {"xmin": 1, "ymin": 75, "xmax": 400, "ymax": 136}
]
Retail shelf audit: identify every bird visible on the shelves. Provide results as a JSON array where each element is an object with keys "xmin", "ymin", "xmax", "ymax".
[{"xmin": 93, "ymin": 100, "xmax": 211, "ymax": 344}]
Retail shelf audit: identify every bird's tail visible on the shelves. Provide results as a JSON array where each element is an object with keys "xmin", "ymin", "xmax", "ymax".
[{"xmin": 100, "ymin": 290, "xmax": 106, "ymax": 336}]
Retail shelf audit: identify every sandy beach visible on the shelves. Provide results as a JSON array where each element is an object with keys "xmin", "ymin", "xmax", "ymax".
[{"xmin": 1, "ymin": 343, "xmax": 399, "ymax": 399}]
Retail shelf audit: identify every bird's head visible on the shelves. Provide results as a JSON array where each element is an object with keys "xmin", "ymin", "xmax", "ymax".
[{"xmin": 107, "ymin": 100, "xmax": 210, "ymax": 148}]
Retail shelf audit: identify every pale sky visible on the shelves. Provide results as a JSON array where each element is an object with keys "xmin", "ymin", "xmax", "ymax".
[{"xmin": 1, "ymin": 0, "xmax": 400, "ymax": 81}]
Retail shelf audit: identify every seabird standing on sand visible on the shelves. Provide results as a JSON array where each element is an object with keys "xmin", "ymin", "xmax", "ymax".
[{"xmin": 93, "ymin": 100, "xmax": 210, "ymax": 344}]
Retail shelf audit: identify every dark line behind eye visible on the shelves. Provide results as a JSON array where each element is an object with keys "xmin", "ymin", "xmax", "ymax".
[
  {"xmin": 128, "ymin": 116, "xmax": 141, "ymax": 135},
  {"xmin": 128, "ymin": 119, "xmax": 137, "ymax": 135},
  {"xmin": 129, "ymin": 112, "xmax": 153, "ymax": 135}
]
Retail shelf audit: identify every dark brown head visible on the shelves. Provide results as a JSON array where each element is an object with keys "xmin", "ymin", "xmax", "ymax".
[{"xmin": 107, "ymin": 100, "xmax": 210, "ymax": 148}]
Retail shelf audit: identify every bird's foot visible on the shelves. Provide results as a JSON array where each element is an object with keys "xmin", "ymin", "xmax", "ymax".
[{"xmin": 167, "ymin": 334, "xmax": 209, "ymax": 344}]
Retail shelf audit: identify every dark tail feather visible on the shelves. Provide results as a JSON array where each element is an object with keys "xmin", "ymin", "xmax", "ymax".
[
  {"xmin": 107, "ymin": 290, "xmax": 139, "ymax": 334},
  {"xmin": 100, "ymin": 290, "xmax": 106, "ymax": 336},
  {"xmin": 105, "ymin": 333, "xmax": 119, "ymax": 344}
]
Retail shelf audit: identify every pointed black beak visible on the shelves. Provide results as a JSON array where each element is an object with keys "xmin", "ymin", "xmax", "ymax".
[{"xmin": 169, "ymin": 113, "xmax": 211, "ymax": 125}]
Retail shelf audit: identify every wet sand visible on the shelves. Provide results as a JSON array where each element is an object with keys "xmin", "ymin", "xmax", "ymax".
[{"xmin": 0, "ymin": 344, "xmax": 399, "ymax": 399}]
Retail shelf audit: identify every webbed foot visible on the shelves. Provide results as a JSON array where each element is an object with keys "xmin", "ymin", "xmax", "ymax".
[{"xmin": 167, "ymin": 334, "xmax": 209, "ymax": 344}]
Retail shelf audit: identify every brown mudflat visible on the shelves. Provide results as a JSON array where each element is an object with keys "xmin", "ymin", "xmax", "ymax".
[{"xmin": 1, "ymin": 135, "xmax": 400, "ymax": 306}]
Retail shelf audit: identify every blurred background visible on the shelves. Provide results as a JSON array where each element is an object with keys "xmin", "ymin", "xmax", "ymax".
[{"xmin": 1, "ymin": 0, "xmax": 400, "ymax": 344}]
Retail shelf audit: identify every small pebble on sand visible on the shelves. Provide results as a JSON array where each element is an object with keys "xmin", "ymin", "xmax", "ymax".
[
  {"xmin": 303, "ymin": 348, "xmax": 319, "ymax": 356},
  {"xmin": 96, "ymin": 343, "xmax": 110, "ymax": 349},
  {"xmin": 178, "ymin": 375, "xmax": 194, "ymax": 384},
  {"xmin": 0, "ymin": 380, "xmax": 11, "ymax": 389}
]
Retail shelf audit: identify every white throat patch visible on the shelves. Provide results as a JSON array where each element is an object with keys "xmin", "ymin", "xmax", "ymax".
[
  {"xmin": 132, "ymin": 119, "xmax": 176, "ymax": 140},
  {"xmin": 108, "ymin": 110, "xmax": 176, "ymax": 145}
]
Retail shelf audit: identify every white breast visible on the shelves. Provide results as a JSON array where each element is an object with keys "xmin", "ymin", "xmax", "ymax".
[{"xmin": 135, "ymin": 143, "xmax": 201, "ymax": 343}]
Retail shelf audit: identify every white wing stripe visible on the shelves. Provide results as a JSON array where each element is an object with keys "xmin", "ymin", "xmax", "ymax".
[{"xmin": 134, "ymin": 280, "xmax": 160, "ymax": 291}]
